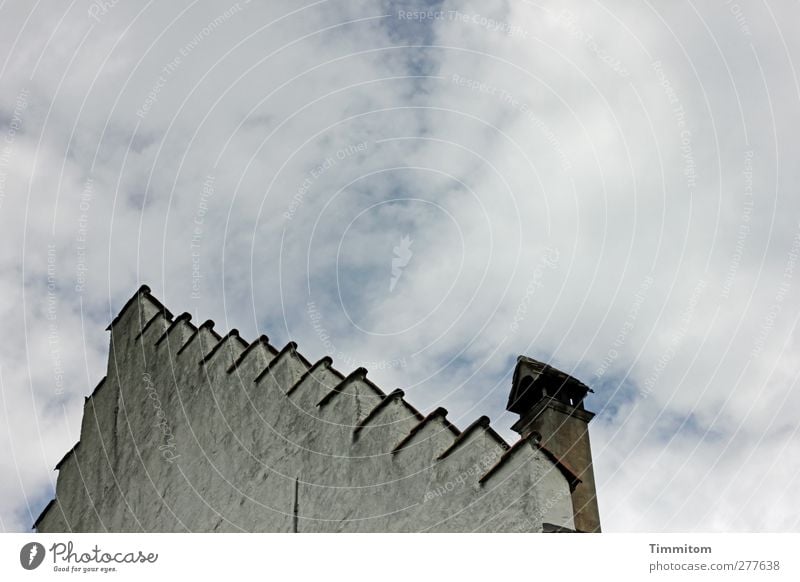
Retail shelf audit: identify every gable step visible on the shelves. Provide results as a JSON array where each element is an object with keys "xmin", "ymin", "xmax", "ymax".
[
  {"xmin": 254, "ymin": 342, "xmax": 298, "ymax": 384},
  {"xmin": 177, "ymin": 320, "xmax": 219, "ymax": 356},
  {"xmin": 155, "ymin": 313, "xmax": 192, "ymax": 346},
  {"xmin": 199, "ymin": 330, "xmax": 247, "ymax": 366},
  {"xmin": 437, "ymin": 416, "xmax": 508, "ymax": 460},
  {"xmin": 392, "ymin": 407, "xmax": 460, "ymax": 454},
  {"xmin": 226, "ymin": 335, "xmax": 277, "ymax": 374},
  {"xmin": 134, "ymin": 309, "xmax": 171, "ymax": 341}
]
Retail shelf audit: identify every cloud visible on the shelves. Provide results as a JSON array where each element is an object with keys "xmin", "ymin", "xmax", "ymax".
[{"xmin": 1, "ymin": 0, "xmax": 799, "ymax": 531}]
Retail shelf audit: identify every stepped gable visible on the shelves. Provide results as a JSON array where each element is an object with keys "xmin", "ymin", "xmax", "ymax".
[
  {"xmin": 316, "ymin": 367, "xmax": 380, "ymax": 406},
  {"xmin": 104, "ymin": 284, "xmax": 172, "ymax": 331},
  {"xmin": 437, "ymin": 416, "xmax": 508, "ymax": 460},
  {"xmin": 33, "ymin": 285, "xmax": 589, "ymax": 533},
  {"xmin": 253, "ymin": 341, "xmax": 301, "ymax": 384},
  {"xmin": 200, "ymin": 329, "xmax": 247, "ymax": 365},
  {"xmin": 391, "ymin": 407, "xmax": 460, "ymax": 454},
  {"xmin": 177, "ymin": 319, "xmax": 221, "ymax": 356},
  {"xmin": 155, "ymin": 312, "xmax": 192, "ymax": 346},
  {"xmin": 285, "ymin": 356, "xmax": 334, "ymax": 396},
  {"xmin": 353, "ymin": 388, "xmax": 420, "ymax": 438},
  {"xmin": 478, "ymin": 431, "xmax": 581, "ymax": 490},
  {"xmin": 227, "ymin": 335, "xmax": 278, "ymax": 374}
]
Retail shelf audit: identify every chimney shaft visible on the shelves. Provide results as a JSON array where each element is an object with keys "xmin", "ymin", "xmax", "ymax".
[{"xmin": 507, "ymin": 356, "xmax": 601, "ymax": 533}]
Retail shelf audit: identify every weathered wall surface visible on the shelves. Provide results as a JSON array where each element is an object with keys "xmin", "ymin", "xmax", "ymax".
[{"xmin": 36, "ymin": 287, "xmax": 575, "ymax": 533}]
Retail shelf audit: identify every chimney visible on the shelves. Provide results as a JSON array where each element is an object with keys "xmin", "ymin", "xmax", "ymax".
[{"xmin": 507, "ymin": 356, "xmax": 601, "ymax": 532}]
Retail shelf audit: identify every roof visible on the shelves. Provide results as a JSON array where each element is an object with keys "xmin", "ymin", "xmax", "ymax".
[
  {"xmin": 479, "ymin": 432, "xmax": 582, "ymax": 491},
  {"xmin": 33, "ymin": 499, "xmax": 57, "ymax": 530},
  {"xmin": 35, "ymin": 285, "xmax": 587, "ymax": 530},
  {"xmin": 391, "ymin": 408, "xmax": 461, "ymax": 454},
  {"xmin": 105, "ymin": 285, "xmax": 173, "ymax": 331}
]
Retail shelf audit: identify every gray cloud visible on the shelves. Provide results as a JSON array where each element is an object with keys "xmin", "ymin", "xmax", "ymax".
[{"xmin": 1, "ymin": 0, "xmax": 799, "ymax": 531}]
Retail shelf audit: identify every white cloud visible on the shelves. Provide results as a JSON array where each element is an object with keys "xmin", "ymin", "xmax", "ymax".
[{"xmin": 1, "ymin": 0, "xmax": 799, "ymax": 531}]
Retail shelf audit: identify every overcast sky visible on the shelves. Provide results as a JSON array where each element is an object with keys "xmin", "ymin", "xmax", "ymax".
[{"xmin": 1, "ymin": 0, "xmax": 799, "ymax": 532}]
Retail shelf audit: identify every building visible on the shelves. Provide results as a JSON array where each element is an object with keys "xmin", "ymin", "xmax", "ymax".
[{"xmin": 35, "ymin": 285, "xmax": 601, "ymax": 532}]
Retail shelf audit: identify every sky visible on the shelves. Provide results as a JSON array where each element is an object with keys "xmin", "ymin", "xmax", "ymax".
[{"xmin": 1, "ymin": 0, "xmax": 799, "ymax": 532}]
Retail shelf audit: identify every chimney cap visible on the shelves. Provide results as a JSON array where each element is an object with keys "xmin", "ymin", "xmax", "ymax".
[{"xmin": 507, "ymin": 356, "xmax": 593, "ymax": 415}]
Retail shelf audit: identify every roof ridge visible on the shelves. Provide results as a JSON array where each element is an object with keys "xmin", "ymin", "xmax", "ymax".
[
  {"xmin": 360, "ymin": 375, "xmax": 386, "ymax": 399},
  {"xmin": 199, "ymin": 329, "xmax": 246, "ymax": 365},
  {"xmin": 391, "ymin": 407, "xmax": 459, "ymax": 454},
  {"xmin": 176, "ymin": 320, "xmax": 216, "ymax": 356},
  {"xmin": 134, "ymin": 309, "xmax": 171, "ymax": 341},
  {"xmin": 316, "ymin": 367, "xmax": 367, "ymax": 408},
  {"xmin": 253, "ymin": 341, "xmax": 298, "ymax": 384},
  {"xmin": 227, "ymin": 335, "xmax": 275, "ymax": 374},
  {"xmin": 353, "ymin": 388, "xmax": 404, "ymax": 438},
  {"xmin": 110, "ymin": 290, "xmax": 420, "ymax": 433},
  {"xmin": 32, "ymin": 499, "xmax": 56, "ymax": 530},
  {"xmin": 54, "ymin": 441, "xmax": 80, "ymax": 471},
  {"xmin": 293, "ymin": 344, "xmax": 313, "ymax": 369},
  {"xmin": 43, "ymin": 286, "xmax": 577, "ymax": 533},
  {"xmin": 87, "ymin": 377, "xmax": 107, "ymax": 400},
  {"xmin": 436, "ymin": 416, "xmax": 506, "ymax": 460},
  {"xmin": 478, "ymin": 433, "xmax": 581, "ymax": 489},
  {"xmin": 105, "ymin": 284, "xmax": 173, "ymax": 331},
  {"xmin": 535, "ymin": 443, "xmax": 582, "ymax": 490},
  {"xmin": 155, "ymin": 312, "xmax": 192, "ymax": 346},
  {"xmin": 285, "ymin": 356, "xmax": 333, "ymax": 396}
]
